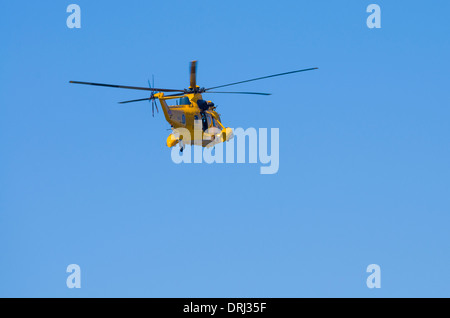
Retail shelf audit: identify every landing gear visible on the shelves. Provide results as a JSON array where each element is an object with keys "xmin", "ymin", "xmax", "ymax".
[{"xmin": 179, "ymin": 140, "xmax": 185, "ymax": 153}]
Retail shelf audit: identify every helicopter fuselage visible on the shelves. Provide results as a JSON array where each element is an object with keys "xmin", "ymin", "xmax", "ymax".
[{"xmin": 154, "ymin": 92, "xmax": 233, "ymax": 148}]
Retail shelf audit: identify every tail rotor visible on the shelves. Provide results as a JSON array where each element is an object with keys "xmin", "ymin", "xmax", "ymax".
[{"xmin": 148, "ymin": 75, "xmax": 159, "ymax": 117}]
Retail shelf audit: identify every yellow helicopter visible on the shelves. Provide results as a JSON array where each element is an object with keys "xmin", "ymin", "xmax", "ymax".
[{"xmin": 70, "ymin": 61, "xmax": 318, "ymax": 152}]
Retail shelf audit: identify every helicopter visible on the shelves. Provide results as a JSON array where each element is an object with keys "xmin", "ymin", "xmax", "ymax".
[{"xmin": 70, "ymin": 61, "xmax": 318, "ymax": 152}]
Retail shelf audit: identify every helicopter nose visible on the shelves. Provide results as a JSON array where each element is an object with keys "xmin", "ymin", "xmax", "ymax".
[
  {"xmin": 166, "ymin": 134, "xmax": 179, "ymax": 148},
  {"xmin": 221, "ymin": 127, "xmax": 234, "ymax": 142}
]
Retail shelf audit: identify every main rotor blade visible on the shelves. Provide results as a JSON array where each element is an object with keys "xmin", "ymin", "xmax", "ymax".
[
  {"xmin": 190, "ymin": 60, "xmax": 197, "ymax": 88},
  {"xmin": 118, "ymin": 97, "xmax": 153, "ymax": 104},
  {"xmin": 70, "ymin": 81, "xmax": 184, "ymax": 93},
  {"xmin": 161, "ymin": 93, "xmax": 185, "ymax": 98},
  {"xmin": 204, "ymin": 91, "xmax": 271, "ymax": 96},
  {"xmin": 206, "ymin": 67, "xmax": 318, "ymax": 90},
  {"xmin": 118, "ymin": 92, "xmax": 185, "ymax": 104}
]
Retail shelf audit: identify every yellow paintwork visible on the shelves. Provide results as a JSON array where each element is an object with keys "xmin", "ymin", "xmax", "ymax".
[
  {"xmin": 154, "ymin": 92, "xmax": 233, "ymax": 148},
  {"xmin": 166, "ymin": 133, "xmax": 179, "ymax": 148}
]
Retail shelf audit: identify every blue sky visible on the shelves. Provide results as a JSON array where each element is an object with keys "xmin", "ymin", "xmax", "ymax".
[{"xmin": 1, "ymin": 1, "xmax": 449, "ymax": 297}]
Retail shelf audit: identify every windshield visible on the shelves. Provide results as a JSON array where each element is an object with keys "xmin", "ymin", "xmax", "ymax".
[{"xmin": 178, "ymin": 97, "xmax": 190, "ymax": 105}]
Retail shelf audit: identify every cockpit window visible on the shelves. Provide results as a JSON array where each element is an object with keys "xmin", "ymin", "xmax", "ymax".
[
  {"xmin": 201, "ymin": 112, "xmax": 208, "ymax": 131},
  {"xmin": 206, "ymin": 114, "xmax": 213, "ymax": 127},
  {"xmin": 179, "ymin": 97, "xmax": 190, "ymax": 105}
]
